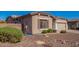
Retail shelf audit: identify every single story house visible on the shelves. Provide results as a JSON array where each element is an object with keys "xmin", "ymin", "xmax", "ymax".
[
  {"xmin": 6, "ymin": 12, "xmax": 68, "ymax": 34},
  {"xmin": 68, "ymin": 20, "xmax": 79, "ymax": 30}
]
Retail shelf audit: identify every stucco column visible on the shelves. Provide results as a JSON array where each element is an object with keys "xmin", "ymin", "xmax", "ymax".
[
  {"xmin": 48, "ymin": 17, "xmax": 52, "ymax": 29},
  {"xmin": 55, "ymin": 23, "xmax": 58, "ymax": 30}
]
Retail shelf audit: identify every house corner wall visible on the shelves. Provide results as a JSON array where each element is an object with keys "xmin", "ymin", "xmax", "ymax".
[
  {"xmin": 32, "ymin": 15, "xmax": 39, "ymax": 34},
  {"xmin": 32, "ymin": 15, "xmax": 53, "ymax": 34}
]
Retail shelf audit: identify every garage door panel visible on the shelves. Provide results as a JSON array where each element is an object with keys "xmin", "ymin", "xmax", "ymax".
[{"xmin": 57, "ymin": 23, "xmax": 66, "ymax": 30}]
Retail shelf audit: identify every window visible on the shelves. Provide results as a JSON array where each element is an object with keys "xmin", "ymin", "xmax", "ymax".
[{"xmin": 39, "ymin": 19, "xmax": 48, "ymax": 29}]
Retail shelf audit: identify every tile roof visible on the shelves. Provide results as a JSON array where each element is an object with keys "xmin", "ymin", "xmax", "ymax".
[{"xmin": 68, "ymin": 20, "xmax": 79, "ymax": 22}]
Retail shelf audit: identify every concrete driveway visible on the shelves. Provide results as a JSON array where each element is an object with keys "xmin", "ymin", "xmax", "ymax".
[{"xmin": 67, "ymin": 30, "xmax": 79, "ymax": 34}]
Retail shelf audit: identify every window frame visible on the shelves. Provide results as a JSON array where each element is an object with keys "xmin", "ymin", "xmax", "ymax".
[{"xmin": 39, "ymin": 19, "xmax": 49, "ymax": 29}]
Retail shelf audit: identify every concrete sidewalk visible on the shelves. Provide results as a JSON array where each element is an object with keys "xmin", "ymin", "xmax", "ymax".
[{"xmin": 67, "ymin": 30, "xmax": 79, "ymax": 34}]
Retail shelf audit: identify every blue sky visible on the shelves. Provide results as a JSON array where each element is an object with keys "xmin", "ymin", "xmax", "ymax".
[{"xmin": 0, "ymin": 11, "xmax": 79, "ymax": 20}]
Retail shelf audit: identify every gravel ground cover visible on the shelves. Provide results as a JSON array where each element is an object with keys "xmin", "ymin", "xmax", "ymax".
[{"xmin": 0, "ymin": 33, "xmax": 79, "ymax": 47}]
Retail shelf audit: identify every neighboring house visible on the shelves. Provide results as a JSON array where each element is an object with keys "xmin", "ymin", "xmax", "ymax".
[
  {"xmin": 6, "ymin": 12, "xmax": 68, "ymax": 34},
  {"xmin": 68, "ymin": 20, "xmax": 79, "ymax": 30},
  {"xmin": 6, "ymin": 15, "xmax": 21, "ymax": 23}
]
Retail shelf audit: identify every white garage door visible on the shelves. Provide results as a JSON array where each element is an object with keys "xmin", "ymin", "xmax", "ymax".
[{"xmin": 57, "ymin": 23, "xmax": 66, "ymax": 30}]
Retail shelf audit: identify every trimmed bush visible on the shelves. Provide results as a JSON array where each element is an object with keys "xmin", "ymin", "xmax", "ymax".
[
  {"xmin": 47, "ymin": 29, "xmax": 53, "ymax": 33},
  {"xmin": 42, "ymin": 29, "xmax": 53, "ymax": 34},
  {"xmin": 60, "ymin": 30, "xmax": 66, "ymax": 33},
  {"xmin": 0, "ymin": 27, "xmax": 23, "ymax": 43},
  {"xmin": 42, "ymin": 30, "xmax": 48, "ymax": 34}
]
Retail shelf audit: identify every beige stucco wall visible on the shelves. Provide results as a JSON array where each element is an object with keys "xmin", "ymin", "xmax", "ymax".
[
  {"xmin": 66, "ymin": 22, "xmax": 68, "ymax": 30},
  {"xmin": 56, "ymin": 19, "xmax": 67, "ymax": 23},
  {"xmin": 32, "ymin": 15, "xmax": 53, "ymax": 34}
]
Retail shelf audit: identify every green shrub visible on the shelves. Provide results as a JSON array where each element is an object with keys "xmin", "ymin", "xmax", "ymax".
[
  {"xmin": 47, "ymin": 29, "xmax": 53, "ymax": 33},
  {"xmin": 60, "ymin": 30, "xmax": 66, "ymax": 33},
  {"xmin": 0, "ymin": 27, "xmax": 23, "ymax": 43},
  {"xmin": 42, "ymin": 30, "xmax": 48, "ymax": 34},
  {"xmin": 42, "ymin": 29, "xmax": 53, "ymax": 34}
]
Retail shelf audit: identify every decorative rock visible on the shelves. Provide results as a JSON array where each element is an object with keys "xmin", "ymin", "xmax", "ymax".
[
  {"xmin": 35, "ymin": 40, "xmax": 45, "ymax": 45},
  {"xmin": 44, "ymin": 34, "xmax": 49, "ymax": 37}
]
